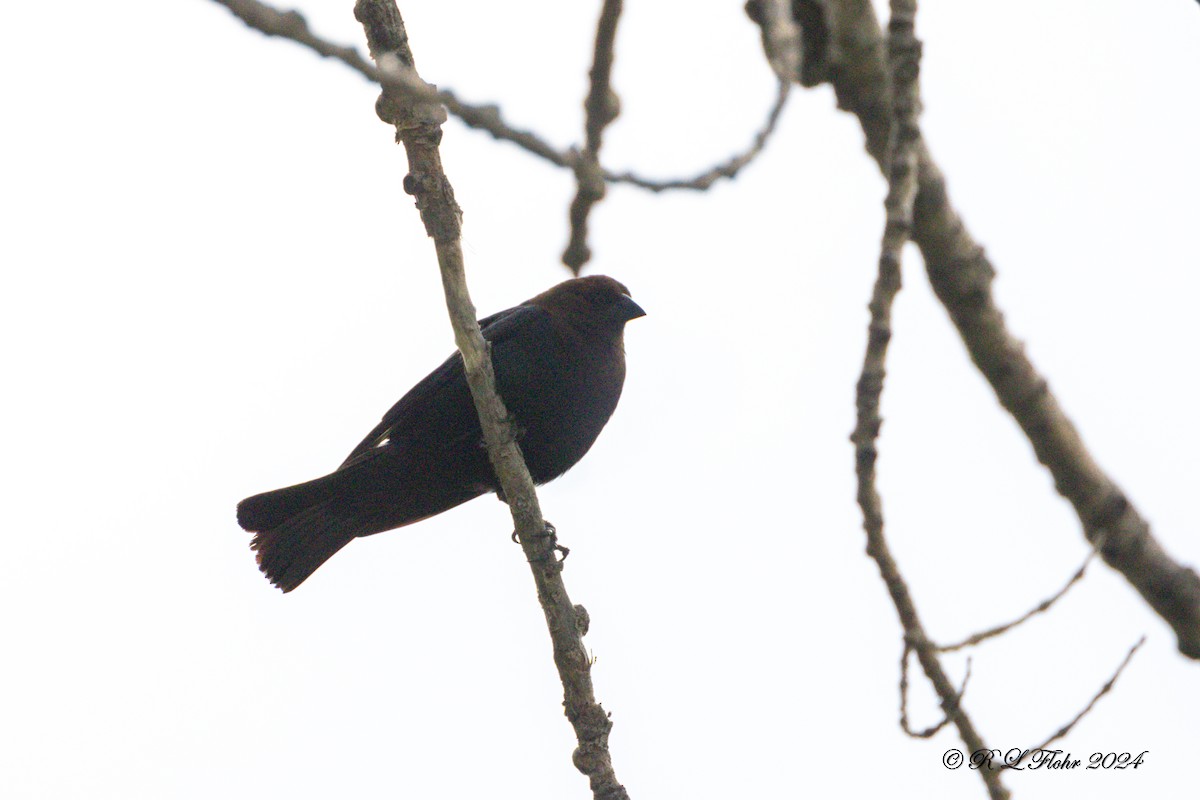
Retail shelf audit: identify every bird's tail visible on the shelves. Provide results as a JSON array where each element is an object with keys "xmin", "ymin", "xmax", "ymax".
[{"xmin": 237, "ymin": 478, "xmax": 358, "ymax": 592}]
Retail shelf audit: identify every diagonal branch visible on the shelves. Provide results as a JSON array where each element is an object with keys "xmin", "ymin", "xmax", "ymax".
[
  {"xmin": 213, "ymin": 0, "xmax": 378, "ymax": 74},
  {"xmin": 212, "ymin": 0, "xmax": 572, "ymax": 166},
  {"xmin": 750, "ymin": 0, "xmax": 1200, "ymax": 659},
  {"xmin": 938, "ymin": 544, "xmax": 1099, "ymax": 653},
  {"xmin": 352, "ymin": 3, "xmax": 627, "ymax": 798},
  {"xmin": 916, "ymin": 149, "xmax": 1200, "ymax": 660},
  {"xmin": 1007, "ymin": 637, "xmax": 1145, "ymax": 769}
]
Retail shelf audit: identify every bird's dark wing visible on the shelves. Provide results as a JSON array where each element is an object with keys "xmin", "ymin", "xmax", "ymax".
[
  {"xmin": 476, "ymin": 305, "xmax": 523, "ymax": 331},
  {"xmin": 338, "ymin": 304, "xmax": 552, "ymax": 470}
]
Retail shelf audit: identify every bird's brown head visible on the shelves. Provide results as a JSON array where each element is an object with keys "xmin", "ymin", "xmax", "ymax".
[{"xmin": 529, "ymin": 275, "xmax": 646, "ymax": 338}]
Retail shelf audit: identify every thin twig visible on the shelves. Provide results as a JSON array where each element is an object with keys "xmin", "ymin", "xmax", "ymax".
[
  {"xmin": 602, "ymin": 79, "xmax": 791, "ymax": 192},
  {"xmin": 212, "ymin": 0, "xmax": 378, "ymax": 75},
  {"xmin": 900, "ymin": 643, "xmax": 972, "ymax": 738},
  {"xmin": 352, "ymin": 3, "xmax": 627, "ymax": 798},
  {"xmin": 938, "ymin": 545, "xmax": 1100, "ymax": 653},
  {"xmin": 562, "ymin": 0, "xmax": 625, "ymax": 274},
  {"xmin": 440, "ymin": 89, "xmax": 572, "ymax": 167},
  {"xmin": 211, "ymin": 0, "xmax": 571, "ymax": 166},
  {"xmin": 1005, "ymin": 637, "xmax": 1145, "ymax": 769},
  {"xmin": 213, "ymin": 0, "xmax": 789, "ymax": 201},
  {"xmin": 848, "ymin": 0, "xmax": 1011, "ymax": 796}
]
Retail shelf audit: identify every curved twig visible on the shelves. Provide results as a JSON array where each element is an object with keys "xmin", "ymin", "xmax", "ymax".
[
  {"xmin": 602, "ymin": 79, "xmax": 791, "ymax": 192},
  {"xmin": 1005, "ymin": 637, "xmax": 1145, "ymax": 769},
  {"xmin": 938, "ymin": 544, "xmax": 1101, "ymax": 653},
  {"xmin": 900, "ymin": 644, "xmax": 972, "ymax": 739}
]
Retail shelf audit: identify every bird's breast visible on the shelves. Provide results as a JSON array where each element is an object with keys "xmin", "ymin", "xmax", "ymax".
[{"xmin": 496, "ymin": 339, "xmax": 626, "ymax": 485}]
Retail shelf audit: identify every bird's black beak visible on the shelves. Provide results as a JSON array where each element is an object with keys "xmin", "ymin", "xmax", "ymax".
[{"xmin": 615, "ymin": 294, "xmax": 646, "ymax": 322}]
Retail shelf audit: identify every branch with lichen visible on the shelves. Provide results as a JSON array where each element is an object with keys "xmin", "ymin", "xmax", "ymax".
[{"xmin": 352, "ymin": 2, "xmax": 627, "ymax": 798}]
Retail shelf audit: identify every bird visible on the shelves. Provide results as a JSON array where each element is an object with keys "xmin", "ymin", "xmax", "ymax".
[{"xmin": 237, "ymin": 275, "xmax": 645, "ymax": 592}]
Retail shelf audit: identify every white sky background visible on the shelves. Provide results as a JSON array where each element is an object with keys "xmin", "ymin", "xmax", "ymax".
[{"xmin": 2, "ymin": 0, "xmax": 1198, "ymax": 797}]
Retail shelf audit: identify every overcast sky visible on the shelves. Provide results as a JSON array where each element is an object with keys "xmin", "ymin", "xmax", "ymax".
[{"xmin": 3, "ymin": 1, "xmax": 1199, "ymax": 798}]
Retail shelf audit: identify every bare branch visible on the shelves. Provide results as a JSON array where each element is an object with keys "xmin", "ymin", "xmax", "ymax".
[
  {"xmin": 211, "ymin": 0, "xmax": 571, "ymax": 166},
  {"xmin": 849, "ymin": 0, "xmax": 1010, "ymax": 795},
  {"xmin": 917, "ymin": 148, "xmax": 1200, "ymax": 659},
  {"xmin": 603, "ymin": 79, "xmax": 791, "ymax": 192},
  {"xmin": 938, "ymin": 545, "xmax": 1100, "ymax": 653},
  {"xmin": 440, "ymin": 89, "xmax": 572, "ymax": 167},
  {"xmin": 900, "ymin": 644, "xmax": 971, "ymax": 739},
  {"xmin": 582, "ymin": 0, "xmax": 624, "ymax": 157},
  {"xmin": 751, "ymin": 0, "xmax": 1200, "ymax": 658},
  {"xmin": 1006, "ymin": 637, "xmax": 1145, "ymax": 769},
  {"xmin": 352, "ymin": 3, "xmax": 627, "ymax": 797},
  {"xmin": 212, "ymin": 0, "xmax": 789, "ymax": 201},
  {"xmin": 563, "ymin": 0, "xmax": 626, "ymax": 274},
  {"xmin": 212, "ymin": 0, "xmax": 377, "ymax": 75}
]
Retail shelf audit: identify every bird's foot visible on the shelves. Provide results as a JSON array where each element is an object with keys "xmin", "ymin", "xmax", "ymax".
[
  {"xmin": 512, "ymin": 521, "xmax": 569, "ymax": 564},
  {"xmin": 512, "ymin": 520, "xmax": 556, "ymax": 543}
]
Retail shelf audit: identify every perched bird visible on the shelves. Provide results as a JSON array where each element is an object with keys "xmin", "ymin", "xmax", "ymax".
[{"xmin": 237, "ymin": 275, "xmax": 645, "ymax": 592}]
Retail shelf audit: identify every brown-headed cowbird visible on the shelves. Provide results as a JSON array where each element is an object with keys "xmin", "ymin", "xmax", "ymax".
[{"xmin": 237, "ymin": 275, "xmax": 645, "ymax": 592}]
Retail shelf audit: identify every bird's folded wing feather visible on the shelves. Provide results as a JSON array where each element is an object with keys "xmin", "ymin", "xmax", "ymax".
[{"xmin": 338, "ymin": 304, "xmax": 553, "ymax": 470}]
